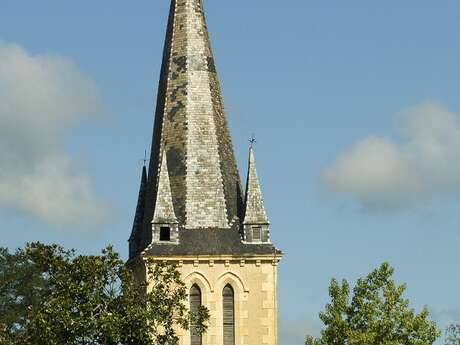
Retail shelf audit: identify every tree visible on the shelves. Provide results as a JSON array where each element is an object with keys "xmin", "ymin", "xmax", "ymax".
[
  {"xmin": 306, "ymin": 262, "xmax": 440, "ymax": 345},
  {"xmin": 0, "ymin": 242, "xmax": 209, "ymax": 345},
  {"xmin": 0, "ymin": 245, "xmax": 51, "ymax": 344},
  {"xmin": 446, "ymin": 324, "xmax": 460, "ymax": 345}
]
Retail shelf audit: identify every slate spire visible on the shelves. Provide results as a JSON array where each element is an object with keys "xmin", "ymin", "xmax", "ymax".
[
  {"xmin": 151, "ymin": 152, "xmax": 179, "ymax": 244},
  {"xmin": 143, "ymin": 0, "xmax": 244, "ymax": 234},
  {"xmin": 129, "ymin": 165, "xmax": 147, "ymax": 258},
  {"xmin": 244, "ymin": 147, "xmax": 269, "ymax": 225},
  {"xmin": 243, "ymin": 147, "xmax": 270, "ymax": 243},
  {"xmin": 130, "ymin": 0, "xmax": 282, "ymax": 258},
  {"xmin": 152, "ymin": 152, "xmax": 178, "ymax": 225}
]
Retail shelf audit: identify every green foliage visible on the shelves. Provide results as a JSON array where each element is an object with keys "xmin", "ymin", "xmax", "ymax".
[
  {"xmin": 306, "ymin": 262, "xmax": 440, "ymax": 345},
  {"xmin": 0, "ymin": 244, "xmax": 55, "ymax": 344},
  {"xmin": 446, "ymin": 324, "xmax": 460, "ymax": 345},
  {"xmin": 0, "ymin": 243, "xmax": 209, "ymax": 345}
]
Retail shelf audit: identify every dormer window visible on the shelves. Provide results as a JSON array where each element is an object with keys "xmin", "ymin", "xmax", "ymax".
[
  {"xmin": 252, "ymin": 226, "xmax": 262, "ymax": 242},
  {"xmin": 160, "ymin": 226, "xmax": 171, "ymax": 241}
]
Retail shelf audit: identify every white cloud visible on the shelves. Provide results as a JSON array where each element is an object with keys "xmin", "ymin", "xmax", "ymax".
[
  {"xmin": 279, "ymin": 318, "xmax": 321, "ymax": 345},
  {"xmin": 0, "ymin": 42, "xmax": 110, "ymax": 227},
  {"xmin": 323, "ymin": 102, "xmax": 460, "ymax": 211},
  {"xmin": 431, "ymin": 307, "xmax": 460, "ymax": 325}
]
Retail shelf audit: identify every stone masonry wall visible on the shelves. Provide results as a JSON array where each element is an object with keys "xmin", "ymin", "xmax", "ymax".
[{"xmin": 147, "ymin": 257, "xmax": 279, "ymax": 345}]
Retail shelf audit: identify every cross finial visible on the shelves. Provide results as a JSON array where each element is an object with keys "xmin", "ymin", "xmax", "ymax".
[
  {"xmin": 249, "ymin": 133, "xmax": 257, "ymax": 148},
  {"xmin": 141, "ymin": 150, "xmax": 148, "ymax": 166}
]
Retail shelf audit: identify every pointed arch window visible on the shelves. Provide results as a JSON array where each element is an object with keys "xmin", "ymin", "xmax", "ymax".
[
  {"xmin": 223, "ymin": 284, "xmax": 235, "ymax": 345},
  {"xmin": 190, "ymin": 284, "xmax": 202, "ymax": 345}
]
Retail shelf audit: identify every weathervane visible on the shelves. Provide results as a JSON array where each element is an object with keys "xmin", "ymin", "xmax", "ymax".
[{"xmin": 249, "ymin": 133, "xmax": 257, "ymax": 148}]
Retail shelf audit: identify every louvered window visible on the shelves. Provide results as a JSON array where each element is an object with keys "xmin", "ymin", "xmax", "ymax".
[
  {"xmin": 223, "ymin": 284, "xmax": 235, "ymax": 345},
  {"xmin": 252, "ymin": 226, "xmax": 262, "ymax": 242},
  {"xmin": 190, "ymin": 285, "xmax": 202, "ymax": 345}
]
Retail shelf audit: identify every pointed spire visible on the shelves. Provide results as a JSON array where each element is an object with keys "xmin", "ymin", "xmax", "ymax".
[
  {"xmin": 142, "ymin": 0, "xmax": 244, "ymax": 233},
  {"xmin": 243, "ymin": 147, "xmax": 269, "ymax": 225},
  {"xmin": 129, "ymin": 165, "xmax": 147, "ymax": 258},
  {"xmin": 153, "ymin": 152, "xmax": 178, "ymax": 224}
]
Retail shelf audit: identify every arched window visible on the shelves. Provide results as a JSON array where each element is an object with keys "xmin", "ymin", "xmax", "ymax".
[
  {"xmin": 223, "ymin": 284, "xmax": 235, "ymax": 345},
  {"xmin": 190, "ymin": 284, "xmax": 202, "ymax": 345}
]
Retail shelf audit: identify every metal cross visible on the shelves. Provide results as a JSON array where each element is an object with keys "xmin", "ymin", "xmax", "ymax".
[
  {"xmin": 249, "ymin": 134, "xmax": 257, "ymax": 148},
  {"xmin": 141, "ymin": 150, "xmax": 148, "ymax": 166}
]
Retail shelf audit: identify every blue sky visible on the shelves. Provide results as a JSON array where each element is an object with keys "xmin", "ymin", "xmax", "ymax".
[{"xmin": 1, "ymin": 1, "xmax": 460, "ymax": 344}]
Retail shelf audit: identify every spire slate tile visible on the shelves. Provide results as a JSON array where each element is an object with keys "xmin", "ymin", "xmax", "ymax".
[
  {"xmin": 129, "ymin": 166, "xmax": 147, "ymax": 258},
  {"xmin": 130, "ymin": 0, "xmax": 281, "ymax": 257},
  {"xmin": 244, "ymin": 147, "xmax": 269, "ymax": 225},
  {"xmin": 153, "ymin": 152, "xmax": 178, "ymax": 224},
  {"xmin": 142, "ymin": 0, "xmax": 243, "ymax": 236}
]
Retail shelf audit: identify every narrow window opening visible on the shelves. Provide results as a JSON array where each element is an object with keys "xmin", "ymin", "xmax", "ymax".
[
  {"xmin": 190, "ymin": 285, "xmax": 202, "ymax": 345},
  {"xmin": 160, "ymin": 226, "xmax": 171, "ymax": 241},
  {"xmin": 223, "ymin": 284, "xmax": 235, "ymax": 345},
  {"xmin": 252, "ymin": 226, "xmax": 262, "ymax": 242}
]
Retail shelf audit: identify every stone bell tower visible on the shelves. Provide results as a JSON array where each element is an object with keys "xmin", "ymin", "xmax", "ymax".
[{"xmin": 128, "ymin": 1, "xmax": 283, "ymax": 344}]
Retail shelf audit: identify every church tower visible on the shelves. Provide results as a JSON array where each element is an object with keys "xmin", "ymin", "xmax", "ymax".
[{"xmin": 129, "ymin": 1, "xmax": 283, "ymax": 344}]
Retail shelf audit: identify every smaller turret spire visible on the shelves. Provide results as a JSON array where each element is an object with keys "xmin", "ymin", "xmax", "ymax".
[
  {"xmin": 153, "ymin": 153, "xmax": 177, "ymax": 224},
  {"xmin": 243, "ymin": 146, "xmax": 270, "ymax": 243},
  {"xmin": 129, "ymin": 165, "xmax": 147, "ymax": 258},
  {"xmin": 151, "ymin": 152, "xmax": 179, "ymax": 244}
]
